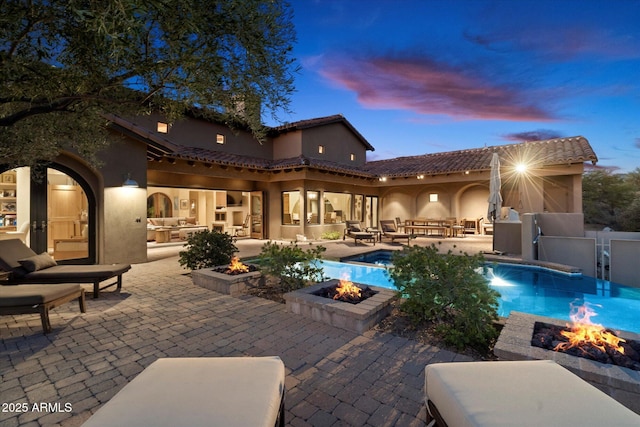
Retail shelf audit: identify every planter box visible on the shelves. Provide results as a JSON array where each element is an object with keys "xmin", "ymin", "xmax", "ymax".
[{"xmin": 191, "ymin": 266, "xmax": 261, "ymax": 296}]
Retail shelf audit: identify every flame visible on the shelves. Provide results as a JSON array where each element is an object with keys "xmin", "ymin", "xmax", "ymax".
[
  {"xmin": 554, "ymin": 302, "xmax": 625, "ymax": 355},
  {"xmin": 228, "ymin": 257, "xmax": 249, "ymax": 273},
  {"xmin": 333, "ymin": 277, "xmax": 362, "ymax": 300}
]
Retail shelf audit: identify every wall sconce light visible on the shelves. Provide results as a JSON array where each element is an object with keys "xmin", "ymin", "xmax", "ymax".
[
  {"xmin": 417, "ymin": 174, "xmax": 425, "ymax": 179},
  {"xmin": 429, "ymin": 193, "xmax": 438, "ymax": 202},
  {"xmin": 122, "ymin": 173, "xmax": 139, "ymax": 188},
  {"xmin": 379, "ymin": 176, "xmax": 387, "ymax": 182}
]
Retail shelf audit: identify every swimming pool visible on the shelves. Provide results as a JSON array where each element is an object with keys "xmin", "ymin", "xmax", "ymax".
[{"xmin": 319, "ymin": 254, "xmax": 640, "ymax": 333}]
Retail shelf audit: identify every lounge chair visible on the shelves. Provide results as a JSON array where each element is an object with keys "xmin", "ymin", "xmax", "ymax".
[
  {"xmin": 379, "ymin": 220, "xmax": 411, "ymax": 245},
  {"xmin": 0, "ymin": 284, "xmax": 86, "ymax": 334},
  {"xmin": 424, "ymin": 360, "xmax": 640, "ymax": 427},
  {"xmin": 82, "ymin": 356, "xmax": 286, "ymax": 427},
  {"xmin": 0, "ymin": 239, "xmax": 131, "ymax": 298},
  {"xmin": 343, "ymin": 220, "xmax": 376, "ymax": 246}
]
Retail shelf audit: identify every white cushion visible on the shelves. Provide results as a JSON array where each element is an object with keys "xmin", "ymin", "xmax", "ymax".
[
  {"xmin": 83, "ymin": 357, "xmax": 285, "ymax": 427},
  {"xmin": 425, "ymin": 360, "xmax": 640, "ymax": 427}
]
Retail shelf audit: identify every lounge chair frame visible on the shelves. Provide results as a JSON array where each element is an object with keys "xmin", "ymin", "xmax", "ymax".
[
  {"xmin": 0, "ymin": 239, "xmax": 131, "ymax": 298},
  {"xmin": 0, "ymin": 284, "xmax": 86, "ymax": 334},
  {"xmin": 343, "ymin": 220, "xmax": 376, "ymax": 246},
  {"xmin": 379, "ymin": 220, "xmax": 412, "ymax": 245}
]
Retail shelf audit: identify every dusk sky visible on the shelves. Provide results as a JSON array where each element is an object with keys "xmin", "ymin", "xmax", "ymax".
[{"xmin": 267, "ymin": 0, "xmax": 640, "ymax": 173}]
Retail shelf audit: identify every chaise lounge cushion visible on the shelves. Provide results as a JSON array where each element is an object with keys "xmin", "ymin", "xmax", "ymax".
[
  {"xmin": 425, "ymin": 360, "xmax": 640, "ymax": 427},
  {"xmin": 0, "ymin": 239, "xmax": 131, "ymax": 297},
  {"xmin": 0, "ymin": 284, "xmax": 81, "ymax": 307},
  {"xmin": 0, "ymin": 284, "xmax": 86, "ymax": 334},
  {"xmin": 18, "ymin": 252, "xmax": 58, "ymax": 273},
  {"xmin": 82, "ymin": 357, "xmax": 285, "ymax": 427}
]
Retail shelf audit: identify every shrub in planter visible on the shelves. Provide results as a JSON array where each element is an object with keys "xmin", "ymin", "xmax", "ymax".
[
  {"xmin": 389, "ymin": 244, "xmax": 499, "ymax": 352},
  {"xmin": 179, "ymin": 230, "xmax": 238, "ymax": 270},
  {"xmin": 258, "ymin": 241, "xmax": 326, "ymax": 292}
]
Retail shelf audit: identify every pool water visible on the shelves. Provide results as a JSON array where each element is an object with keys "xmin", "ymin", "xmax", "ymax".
[{"xmin": 321, "ymin": 253, "xmax": 640, "ymax": 333}]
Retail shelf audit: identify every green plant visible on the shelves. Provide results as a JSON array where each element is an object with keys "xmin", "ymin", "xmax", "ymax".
[
  {"xmin": 320, "ymin": 231, "xmax": 341, "ymax": 240},
  {"xmin": 178, "ymin": 230, "xmax": 238, "ymax": 270},
  {"xmin": 258, "ymin": 241, "xmax": 327, "ymax": 292},
  {"xmin": 389, "ymin": 244, "xmax": 500, "ymax": 352}
]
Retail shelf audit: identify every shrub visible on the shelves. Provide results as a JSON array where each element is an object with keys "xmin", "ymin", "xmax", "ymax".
[
  {"xmin": 178, "ymin": 230, "xmax": 238, "ymax": 270},
  {"xmin": 258, "ymin": 241, "xmax": 326, "ymax": 292},
  {"xmin": 389, "ymin": 244, "xmax": 500, "ymax": 352},
  {"xmin": 320, "ymin": 231, "xmax": 341, "ymax": 240}
]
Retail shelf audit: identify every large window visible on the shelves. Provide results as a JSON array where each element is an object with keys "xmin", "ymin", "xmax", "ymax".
[
  {"xmin": 323, "ymin": 192, "xmax": 351, "ymax": 224},
  {"xmin": 147, "ymin": 192, "xmax": 173, "ymax": 218},
  {"xmin": 282, "ymin": 191, "xmax": 300, "ymax": 224},
  {"xmin": 306, "ymin": 191, "xmax": 319, "ymax": 224}
]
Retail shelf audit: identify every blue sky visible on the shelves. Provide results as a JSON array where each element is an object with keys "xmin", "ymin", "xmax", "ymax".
[{"xmin": 267, "ymin": 0, "xmax": 640, "ymax": 173}]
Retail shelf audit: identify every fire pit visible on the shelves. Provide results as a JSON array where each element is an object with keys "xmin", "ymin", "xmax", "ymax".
[
  {"xmin": 192, "ymin": 257, "xmax": 261, "ymax": 296},
  {"xmin": 529, "ymin": 302, "xmax": 640, "ymax": 371},
  {"xmin": 212, "ymin": 257, "xmax": 259, "ymax": 275},
  {"xmin": 494, "ymin": 311, "xmax": 640, "ymax": 414},
  {"xmin": 284, "ymin": 279, "xmax": 396, "ymax": 334},
  {"xmin": 312, "ymin": 278, "xmax": 377, "ymax": 304}
]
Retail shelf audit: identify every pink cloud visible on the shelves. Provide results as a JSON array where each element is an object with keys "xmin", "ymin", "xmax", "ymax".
[
  {"xmin": 320, "ymin": 55, "xmax": 556, "ymax": 121},
  {"xmin": 465, "ymin": 26, "xmax": 640, "ymax": 60}
]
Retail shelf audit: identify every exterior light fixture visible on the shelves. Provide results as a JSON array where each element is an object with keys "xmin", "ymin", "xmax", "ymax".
[
  {"xmin": 429, "ymin": 193, "xmax": 438, "ymax": 202},
  {"xmin": 379, "ymin": 177, "xmax": 387, "ymax": 182},
  {"xmin": 516, "ymin": 163, "xmax": 527, "ymax": 173},
  {"xmin": 417, "ymin": 174, "xmax": 424, "ymax": 179},
  {"xmin": 122, "ymin": 173, "xmax": 139, "ymax": 188}
]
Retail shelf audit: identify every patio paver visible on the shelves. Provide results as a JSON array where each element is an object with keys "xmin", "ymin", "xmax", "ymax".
[{"xmin": 0, "ymin": 237, "xmax": 489, "ymax": 426}]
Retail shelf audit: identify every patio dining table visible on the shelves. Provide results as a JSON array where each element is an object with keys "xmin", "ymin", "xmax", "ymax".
[{"xmin": 404, "ymin": 218, "xmax": 454, "ymax": 237}]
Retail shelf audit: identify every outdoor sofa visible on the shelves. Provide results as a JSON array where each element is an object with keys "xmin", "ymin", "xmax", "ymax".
[
  {"xmin": 343, "ymin": 220, "xmax": 376, "ymax": 246},
  {"xmin": 379, "ymin": 219, "xmax": 412, "ymax": 245},
  {"xmin": 0, "ymin": 284, "xmax": 85, "ymax": 334},
  {"xmin": 425, "ymin": 360, "xmax": 640, "ymax": 427},
  {"xmin": 0, "ymin": 239, "xmax": 131, "ymax": 298},
  {"xmin": 146, "ymin": 216, "xmax": 208, "ymax": 241},
  {"xmin": 82, "ymin": 356, "xmax": 286, "ymax": 427}
]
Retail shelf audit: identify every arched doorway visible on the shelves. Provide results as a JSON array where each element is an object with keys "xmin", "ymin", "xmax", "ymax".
[{"xmin": 1, "ymin": 164, "xmax": 96, "ymax": 264}]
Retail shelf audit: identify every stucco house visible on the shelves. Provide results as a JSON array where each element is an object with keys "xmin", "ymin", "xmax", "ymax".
[{"xmin": 0, "ymin": 112, "xmax": 597, "ymax": 265}]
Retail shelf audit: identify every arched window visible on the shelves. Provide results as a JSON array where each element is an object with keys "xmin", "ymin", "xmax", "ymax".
[{"xmin": 147, "ymin": 193, "xmax": 173, "ymax": 218}]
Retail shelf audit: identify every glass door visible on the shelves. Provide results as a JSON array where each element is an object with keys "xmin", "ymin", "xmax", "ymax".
[{"xmin": 250, "ymin": 191, "xmax": 264, "ymax": 239}]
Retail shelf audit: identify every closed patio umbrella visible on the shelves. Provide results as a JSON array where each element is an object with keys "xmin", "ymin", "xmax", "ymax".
[
  {"xmin": 487, "ymin": 152, "xmax": 502, "ymax": 222},
  {"xmin": 488, "ymin": 152, "xmax": 502, "ymax": 251}
]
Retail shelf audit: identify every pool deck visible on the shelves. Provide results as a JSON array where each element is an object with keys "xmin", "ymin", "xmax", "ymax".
[{"xmin": 1, "ymin": 235, "xmax": 507, "ymax": 426}]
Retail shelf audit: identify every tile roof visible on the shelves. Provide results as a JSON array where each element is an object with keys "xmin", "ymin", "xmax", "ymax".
[
  {"xmin": 112, "ymin": 113, "xmax": 597, "ymax": 179},
  {"xmin": 273, "ymin": 114, "xmax": 375, "ymax": 151},
  {"xmin": 363, "ymin": 136, "xmax": 598, "ymax": 177}
]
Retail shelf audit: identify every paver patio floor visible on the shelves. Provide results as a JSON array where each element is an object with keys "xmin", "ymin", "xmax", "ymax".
[{"xmin": 1, "ymin": 237, "xmax": 490, "ymax": 426}]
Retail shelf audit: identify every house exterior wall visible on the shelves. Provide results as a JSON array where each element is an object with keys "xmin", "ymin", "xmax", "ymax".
[
  {"xmin": 99, "ymin": 136, "xmax": 148, "ymax": 264},
  {"xmin": 301, "ymin": 123, "xmax": 367, "ymax": 166},
  {"xmin": 132, "ymin": 113, "xmax": 274, "ymax": 159},
  {"xmin": 273, "ymin": 131, "xmax": 302, "ymax": 160}
]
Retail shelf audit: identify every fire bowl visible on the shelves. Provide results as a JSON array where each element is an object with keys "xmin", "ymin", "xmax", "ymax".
[
  {"xmin": 191, "ymin": 264, "xmax": 261, "ymax": 296},
  {"xmin": 494, "ymin": 311, "xmax": 640, "ymax": 415},
  {"xmin": 284, "ymin": 279, "xmax": 397, "ymax": 334}
]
